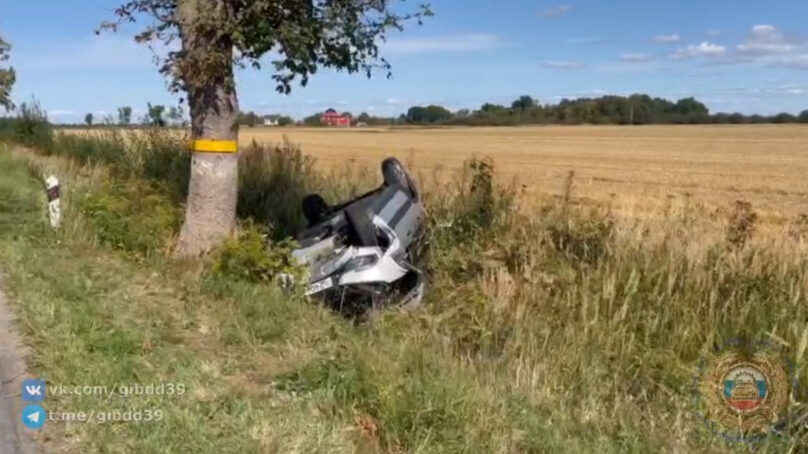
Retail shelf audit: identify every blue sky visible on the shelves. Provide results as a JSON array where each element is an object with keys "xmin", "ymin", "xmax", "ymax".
[{"xmin": 1, "ymin": 1, "xmax": 807, "ymax": 123}]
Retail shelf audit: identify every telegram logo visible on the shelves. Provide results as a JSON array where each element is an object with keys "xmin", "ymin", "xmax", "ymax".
[{"xmin": 21, "ymin": 404, "xmax": 46, "ymax": 430}]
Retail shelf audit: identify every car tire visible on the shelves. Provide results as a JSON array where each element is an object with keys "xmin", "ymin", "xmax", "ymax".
[
  {"xmin": 382, "ymin": 157, "xmax": 419, "ymax": 200},
  {"xmin": 382, "ymin": 158, "xmax": 407, "ymax": 186},
  {"xmin": 302, "ymin": 194, "xmax": 330, "ymax": 226}
]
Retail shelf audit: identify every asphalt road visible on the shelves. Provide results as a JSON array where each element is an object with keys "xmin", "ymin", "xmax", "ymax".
[{"xmin": 0, "ymin": 271, "xmax": 38, "ymax": 453}]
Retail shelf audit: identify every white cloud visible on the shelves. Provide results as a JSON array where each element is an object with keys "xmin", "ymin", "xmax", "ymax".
[
  {"xmin": 737, "ymin": 25, "xmax": 801, "ymax": 56},
  {"xmin": 620, "ymin": 53, "xmax": 654, "ymax": 63},
  {"xmin": 538, "ymin": 5, "xmax": 572, "ymax": 17},
  {"xmin": 707, "ymin": 30, "xmax": 722, "ymax": 37},
  {"xmin": 720, "ymin": 85, "xmax": 808, "ymax": 96},
  {"xmin": 653, "ymin": 34, "xmax": 681, "ymax": 43},
  {"xmin": 542, "ymin": 60, "xmax": 586, "ymax": 69},
  {"xmin": 386, "ymin": 97, "xmax": 403, "ymax": 104},
  {"xmin": 672, "ymin": 42, "xmax": 727, "ymax": 59},
  {"xmin": 752, "ymin": 25, "xmax": 776, "ymax": 36},
  {"xmin": 656, "ymin": 25, "xmax": 808, "ymax": 69},
  {"xmin": 739, "ymin": 42, "xmax": 797, "ymax": 55},
  {"xmin": 383, "ymin": 33, "xmax": 501, "ymax": 55}
]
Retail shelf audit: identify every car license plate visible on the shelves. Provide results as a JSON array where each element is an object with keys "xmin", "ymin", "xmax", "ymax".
[{"xmin": 306, "ymin": 277, "xmax": 335, "ymax": 295}]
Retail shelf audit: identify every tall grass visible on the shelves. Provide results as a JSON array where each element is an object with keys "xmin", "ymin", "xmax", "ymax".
[{"xmin": 2, "ymin": 115, "xmax": 807, "ymax": 452}]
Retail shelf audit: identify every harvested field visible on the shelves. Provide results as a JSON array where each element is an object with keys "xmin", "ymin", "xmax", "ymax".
[{"xmin": 241, "ymin": 125, "xmax": 808, "ymax": 223}]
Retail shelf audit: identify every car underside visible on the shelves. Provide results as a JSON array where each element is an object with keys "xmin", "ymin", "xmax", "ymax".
[{"xmin": 289, "ymin": 157, "xmax": 427, "ymax": 316}]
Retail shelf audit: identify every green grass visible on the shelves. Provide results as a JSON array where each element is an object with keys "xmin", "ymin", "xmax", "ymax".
[
  {"xmin": 0, "ymin": 146, "xmax": 351, "ymax": 452},
  {"xmin": 1, "ymin": 133, "xmax": 808, "ymax": 453}
]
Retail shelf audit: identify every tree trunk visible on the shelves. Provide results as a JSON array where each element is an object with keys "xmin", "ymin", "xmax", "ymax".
[{"xmin": 174, "ymin": 0, "xmax": 240, "ymax": 257}]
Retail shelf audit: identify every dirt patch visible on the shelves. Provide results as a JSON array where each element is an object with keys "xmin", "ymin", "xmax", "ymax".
[{"xmin": 0, "ymin": 269, "xmax": 40, "ymax": 453}]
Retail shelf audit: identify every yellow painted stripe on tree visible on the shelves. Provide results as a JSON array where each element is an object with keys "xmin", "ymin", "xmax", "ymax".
[{"xmin": 193, "ymin": 139, "xmax": 238, "ymax": 153}]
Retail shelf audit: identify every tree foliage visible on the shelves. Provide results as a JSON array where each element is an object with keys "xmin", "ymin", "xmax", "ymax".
[
  {"xmin": 237, "ymin": 110, "xmax": 262, "ymax": 127},
  {"xmin": 406, "ymin": 104, "xmax": 452, "ymax": 123},
  {"xmin": 117, "ymin": 106, "xmax": 133, "ymax": 125},
  {"xmin": 101, "ymin": 0, "xmax": 432, "ymax": 257},
  {"xmin": 102, "ymin": 0, "xmax": 432, "ymax": 96},
  {"xmin": 0, "ymin": 33, "xmax": 15, "ymax": 111},
  {"xmin": 85, "ymin": 113, "xmax": 94, "ymax": 126},
  {"xmin": 511, "ymin": 95, "xmax": 535, "ymax": 112},
  {"xmin": 167, "ymin": 105, "xmax": 185, "ymax": 125},
  {"xmin": 144, "ymin": 102, "xmax": 167, "ymax": 127},
  {"xmin": 302, "ymin": 112, "xmax": 322, "ymax": 126}
]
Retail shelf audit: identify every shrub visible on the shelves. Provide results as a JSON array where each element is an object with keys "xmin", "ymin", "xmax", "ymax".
[
  {"xmin": 209, "ymin": 221, "xmax": 302, "ymax": 283},
  {"xmin": 132, "ymin": 128, "xmax": 191, "ymax": 200},
  {"xmin": 428, "ymin": 158, "xmax": 515, "ymax": 241},
  {"xmin": 422, "ymin": 157, "xmax": 517, "ymax": 280},
  {"xmin": 82, "ymin": 179, "xmax": 181, "ymax": 255},
  {"xmin": 0, "ymin": 100, "xmax": 53, "ymax": 150}
]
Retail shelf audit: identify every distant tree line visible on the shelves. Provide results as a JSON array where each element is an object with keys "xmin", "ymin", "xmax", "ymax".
[
  {"xmin": 76, "ymin": 103, "xmax": 186, "ymax": 127},
  {"xmin": 404, "ymin": 95, "xmax": 808, "ymax": 126},
  {"xmin": 71, "ymin": 96, "xmax": 808, "ymax": 128}
]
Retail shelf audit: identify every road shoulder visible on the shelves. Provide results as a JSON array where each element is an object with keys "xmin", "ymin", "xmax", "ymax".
[{"xmin": 0, "ymin": 269, "xmax": 40, "ymax": 453}]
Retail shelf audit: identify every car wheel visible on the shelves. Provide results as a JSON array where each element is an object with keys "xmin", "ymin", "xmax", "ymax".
[
  {"xmin": 302, "ymin": 194, "xmax": 330, "ymax": 226},
  {"xmin": 382, "ymin": 157, "xmax": 419, "ymax": 200},
  {"xmin": 382, "ymin": 158, "xmax": 407, "ymax": 186}
]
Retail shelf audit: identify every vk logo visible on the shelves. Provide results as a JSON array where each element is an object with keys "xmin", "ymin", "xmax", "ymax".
[
  {"xmin": 21, "ymin": 405, "xmax": 46, "ymax": 430},
  {"xmin": 22, "ymin": 378, "xmax": 46, "ymax": 402}
]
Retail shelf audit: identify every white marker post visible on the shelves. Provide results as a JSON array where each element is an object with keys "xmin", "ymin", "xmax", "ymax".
[{"xmin": 44, "ymin": 175, "xmax": 61, "ymax": 228}]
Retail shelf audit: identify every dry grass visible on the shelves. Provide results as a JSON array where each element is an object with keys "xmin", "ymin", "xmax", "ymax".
[{"xmin": 241, "ymin": 125, "xmax": 808, "ymax": 224}]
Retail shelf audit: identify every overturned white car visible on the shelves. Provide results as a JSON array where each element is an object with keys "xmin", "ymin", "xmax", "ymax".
[{"xmin": 290, "ymin": 158, "xmax": 426, "ymax": 315}]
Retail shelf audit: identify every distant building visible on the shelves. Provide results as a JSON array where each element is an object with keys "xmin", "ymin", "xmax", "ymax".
[
  {"xmin": 320, "ymin": 108, "xmax": 351, "ymax": 127},
  {"xmin": 263, "ymin": 115, "xmax": 280, "ymax": 126}
]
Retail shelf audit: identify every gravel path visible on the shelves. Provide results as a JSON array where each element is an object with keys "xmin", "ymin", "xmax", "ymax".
[{"xmin": 0, "ymin": 270, "xmax": 38, "ymax": 453}]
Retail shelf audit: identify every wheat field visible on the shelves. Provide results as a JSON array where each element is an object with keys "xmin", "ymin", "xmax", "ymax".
[{"xmin": 241, "ymin": 125, "xmax": 808, "ymax": 223}]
